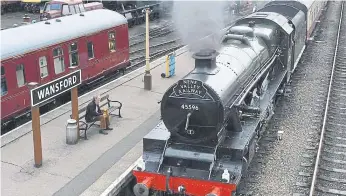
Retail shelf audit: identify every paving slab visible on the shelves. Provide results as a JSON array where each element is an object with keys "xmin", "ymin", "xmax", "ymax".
[
  {"xmin": 1, "ymin": 46, "xmax": 194, "ymax": 196},
  {"xmin": 80, "ymin": 141, "xmax": 143, "ymax": 196}
]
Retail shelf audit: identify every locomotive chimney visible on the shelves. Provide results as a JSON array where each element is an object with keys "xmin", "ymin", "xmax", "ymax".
[{"xmin": 192, "ymin": 49, "xmax": 218, "ymax": 69}]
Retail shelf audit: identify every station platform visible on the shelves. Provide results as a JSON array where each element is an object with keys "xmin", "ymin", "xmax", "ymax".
[{"xmin": 1, "ymin": 46, "xmax": 194, "ymax": 196}]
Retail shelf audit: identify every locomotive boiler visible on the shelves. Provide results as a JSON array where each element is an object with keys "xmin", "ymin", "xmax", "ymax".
[{"xmin": 133, "ymin": 1, "xmax": 326, "ymax": 195}]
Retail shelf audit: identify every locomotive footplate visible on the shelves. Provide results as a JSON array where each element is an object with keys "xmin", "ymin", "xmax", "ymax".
[{"xmin": 133, "ymin": 170, "xmax": 237, "ymax": 196}]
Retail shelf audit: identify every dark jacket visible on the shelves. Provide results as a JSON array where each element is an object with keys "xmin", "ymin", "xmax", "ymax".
[{"xmin": 85, "ymin": 100, "xmax": 101, "ymax": 122}]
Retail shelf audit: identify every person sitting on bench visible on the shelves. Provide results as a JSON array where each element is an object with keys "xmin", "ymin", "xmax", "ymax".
[{"xmin": 85, "ymin": 95, "xmax": 113, "ymax": 134}]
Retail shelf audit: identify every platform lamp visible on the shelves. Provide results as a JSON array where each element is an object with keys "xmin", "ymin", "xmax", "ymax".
[{"xmin": 143, "ymin": 5, "xmax": 152, "ymax": 90}]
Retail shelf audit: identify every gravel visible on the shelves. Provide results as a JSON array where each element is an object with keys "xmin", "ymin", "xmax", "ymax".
[{"xmin": 236, "ymin": 1, "xmax": 343, "ymax": 196}]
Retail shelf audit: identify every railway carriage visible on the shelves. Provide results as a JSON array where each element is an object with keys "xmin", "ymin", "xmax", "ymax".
[
  {"xmin": 132, "ymin": 0, "xmax": 326, "ymax": 195},
  {"xmin": 1, "ymin": 9, "xmax": 130, "ymax": 129}
]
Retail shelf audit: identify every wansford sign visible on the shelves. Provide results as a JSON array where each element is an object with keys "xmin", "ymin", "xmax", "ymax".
[{"xmin": 30, "ymin": 70, "xmax": 82, "ymax": 107}]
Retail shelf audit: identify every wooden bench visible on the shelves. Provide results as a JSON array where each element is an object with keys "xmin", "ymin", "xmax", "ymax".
[{"xmin": 69, "ymin": 94, "xmax": 123, "ymax": 140}]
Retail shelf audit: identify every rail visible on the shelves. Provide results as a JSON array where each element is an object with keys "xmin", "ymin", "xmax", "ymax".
[{"xmin": 309, "ymin": 1, "xmax": 345, "ymax": 195}]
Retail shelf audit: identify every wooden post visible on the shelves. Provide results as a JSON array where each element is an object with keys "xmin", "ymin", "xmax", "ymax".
[
  {"xmin": 28, "ymin": 69, "xmax": 82, "ymax": 167},
  {"xmin": 28, "ymin": 82, "xmax": 42, "ymax": 168},
  {"xmin": 32, "ymin": 106, "xmax": 42, "ymax": 168},
  {"xmin": 71, "ymin": 87, "xmax": 79, "ymax": 138}
]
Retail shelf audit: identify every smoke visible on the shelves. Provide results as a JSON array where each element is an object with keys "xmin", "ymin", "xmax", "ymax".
[{"xmin": 171, "ymin": 1, "xmax": 227, "ymax": 53}]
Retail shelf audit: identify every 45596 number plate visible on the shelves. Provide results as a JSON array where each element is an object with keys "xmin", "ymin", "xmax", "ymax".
[{"xmin": 181, "ymin": 104, "xmax": 199, "ymax": 111}]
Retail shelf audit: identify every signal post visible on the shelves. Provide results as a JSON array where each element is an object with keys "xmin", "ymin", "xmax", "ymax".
[{"xmin": 29, "ymin": 69, "xmax": 82, "ymax": 168}]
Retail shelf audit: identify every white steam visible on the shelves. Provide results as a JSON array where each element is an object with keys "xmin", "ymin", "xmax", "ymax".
[{"xmin": 171, "ymin": 1, "xmax": 227, "ymax": 53}]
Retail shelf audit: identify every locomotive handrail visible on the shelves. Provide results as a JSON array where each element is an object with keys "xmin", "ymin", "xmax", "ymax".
[{"xmin": 234, "ymin": 48, "xmax": 279, "ymax": 107}]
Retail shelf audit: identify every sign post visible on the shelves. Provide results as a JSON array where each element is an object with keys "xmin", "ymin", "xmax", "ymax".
[
  {"xmin": 28, "ymin": 82, "xmax": 42, "ymax": 168},
  {"xmin": 29, "ymin": 69, "xmax": 82, "ymax": 167},
  {"xmin": 70, "ymin": 68, "xmax": 79, "ymax": 138}
]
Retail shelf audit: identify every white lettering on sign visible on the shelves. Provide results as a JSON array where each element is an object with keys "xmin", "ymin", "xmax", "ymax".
[
  {"xmin": 173, "ymin": 79, "xmax": 207, "ymax": 98},
  {"xmin": 37, "ymin": 75, "xmax": 77, "ymax": 100},
  {"xmin": 181, "ymin": 104, "xmax": 199, "ymax": 111},
  {"xmin": 178, "ymin": 80, "xmax": 202, "ymax": 95}
]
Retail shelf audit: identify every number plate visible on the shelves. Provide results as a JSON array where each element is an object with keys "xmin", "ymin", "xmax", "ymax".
[{"xmin": 181, "ymin": 104, "xmax": 199, "ymax": 111}]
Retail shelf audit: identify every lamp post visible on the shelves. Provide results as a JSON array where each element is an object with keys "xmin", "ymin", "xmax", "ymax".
[{"xmin": 143, "ymin": 6, "xmax": 152, "ymax": 90}]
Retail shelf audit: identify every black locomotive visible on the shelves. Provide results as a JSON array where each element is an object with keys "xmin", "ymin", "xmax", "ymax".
[{"xmin": 133, "ymin": 1, "xmax": 326, "ymax": 195}]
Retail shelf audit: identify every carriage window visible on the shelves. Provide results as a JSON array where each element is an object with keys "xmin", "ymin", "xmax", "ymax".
[
  {"xmin": 79, "ymin": 4, "xmax": 85, "ymax": 12},
  {"xmin": 108, "ymin": 31, "xmax": 116, "ymax": 52},
  {"xmin": 39, "ymin": 56, "xmax": 48, "ymax": 78},
  {"xmin": 16, "ymin": 64, "xmax": 26, "ymax": 87},
  {"xmin": 74, "ymin": 5, "xmax": 80, "ymax": 13},
  {"xmin": 53, "ymin": 47, "xmax": 65, "ymax": 74},
  {"xmin": 1, "ymin": 78, "xmax": 7, "ymax": 96},
  {"xmin": 1, "ymin": 66, "xmax": 4, "ymax": 76},
  {"xmin": 69, "ymin": 5, "xmax": 76, "ymax": 14},
  {"xmin": 69, "ymin": 42, "xmax": 79, "ymax": 67},
  {"xmin": 87, "ymin": 42, "xmax": 94, "ymax": 59},
  {"xmin": 62, "ymin": 4, "xmax": 69, "ymax": 15}
]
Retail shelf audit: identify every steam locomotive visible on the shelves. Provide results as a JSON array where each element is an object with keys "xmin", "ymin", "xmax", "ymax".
[{"xmin": 132, "ymin": 0, "xmax": 327, "ymax": 195}]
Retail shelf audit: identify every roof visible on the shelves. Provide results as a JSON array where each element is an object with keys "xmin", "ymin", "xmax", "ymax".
[
  {"xmin": 1, "ymin": 9, "xmax": 127, "ymax": 61},
  {"xmin": 295, "ymin": 0, "xmax": 315, "ymax": 9},
  {"xmin": 241, "ymin": 12, "xmax": 294, "ymax": 35}
]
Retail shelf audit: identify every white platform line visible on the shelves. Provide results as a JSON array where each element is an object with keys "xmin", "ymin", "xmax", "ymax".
[{"xmin": 100, "ymin": 157, "xmax": 142, "ymax": 196}]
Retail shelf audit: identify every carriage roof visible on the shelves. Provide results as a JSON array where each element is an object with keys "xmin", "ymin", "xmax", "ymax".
[{"xmin": 1, "ymin": 9, "xmax": 127, "ymax": 61}]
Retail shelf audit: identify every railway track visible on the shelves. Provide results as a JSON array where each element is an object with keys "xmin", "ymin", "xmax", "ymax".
[
  {"xmin": 309, "ymin": 1, "xmax": 346, "ymax": 196},
  {"xmin": 234, "ymin": 1, "xmax": 346, "ymax": 196}
]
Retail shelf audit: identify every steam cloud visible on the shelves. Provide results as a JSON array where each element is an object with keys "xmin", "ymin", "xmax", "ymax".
[{"xmin": 171, "ymin": 1, "xmax": 227, "ymax": 53}]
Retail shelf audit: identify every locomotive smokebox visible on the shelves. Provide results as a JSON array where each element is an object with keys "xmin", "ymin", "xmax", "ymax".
[
  {"xmin": 160, "ymin": 48, "xmax": 224, "ymax": 145},
  {"xmin": 192, "ymin": 49, "xmax": 218, "ymax": 69}
]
